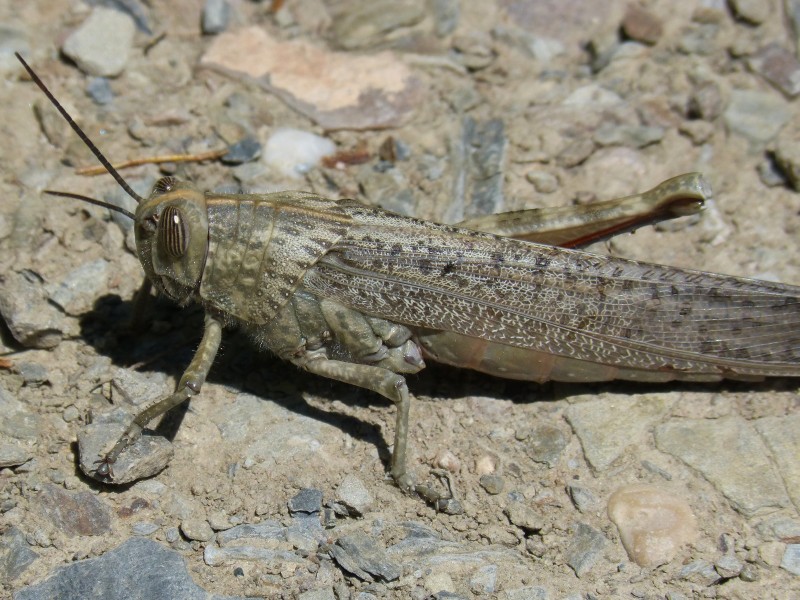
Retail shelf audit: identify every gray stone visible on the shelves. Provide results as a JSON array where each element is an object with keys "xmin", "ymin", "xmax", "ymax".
[
  {"xmin": 111, "ymin": 368, "xmax": 170, "ymax": 407},
  {"xmin": 754, "ymin": 516, "xmax": 800, "ymax": 541},
  {"xmin": 431, "ymin": 0, "xmax": 459, "ymax": 36},
  {"xmin": 525, "ymin": 171, "xmax": 558, "ymax": 194},
  {"xmin": 289, "ymin": 488, "xmax": 323, "ymax": 515},
  {"xmin": 678, "ymin": 24, "xmax": 720, "ymax": 56},
  {"xmin": 504, "ymin": 502, "xmax": 543, "ymax": 533},
  {"xmin": 216, "ymin": 521, "xmax": 286, "ymax": 546},
  {"xmin": 502, "ymin": 586, "xmax": 548, "ymax": 600},
  {"xmin": 180, "ymin": 518, "xmax": 214, "ymax": 542},
  {"xmin": 565, "ymin": 523, "xmax": 607, "ymax": 577},
  {"xmin": 781, "ymin": 544, "xmax": 800, "ymax": 576},
  {"xmin": 336, "ymin": 475, "xmax": 373, "ymax": 516},
  {"xmin": 221, "ymin": 137, "xmax": 261, "ymax": 165},
  {"xmin": 469, "ymin": 564, "xmax": 497, "ymax": 594},
  {"xmin": 479, "ymin": 474, "xmax": 505, "ymax": 495},
  {"xmin": 723, "ymin": 90, "xmax": 792, "ymax": 145},
  {"xmin": 46, "ymin": 259, "xmax": 110, "ymax": 316},
  {"xmin": 15, "ymin": 537, "xmax": 247, "ymax": 599},
  {"xmin": 748, "ymin": 43, "xmax": 800, "ymax": 97},
  {"xmin": 788, "ymin": 0, "xmax": 800, "ymax": 55},
  {"xmin": 566, "ymin": 484, "xmax": 597, "ymax": 513},
  {"xmin": 0, "ymin": 386, "xmax": 39, "ymax": 442},
  {"xmin": 655, "ymin": 417, "xmax": 790, "ymax": 516},
  {"xmin": 86, "ymin": 77, "xmax": 114, "ymax": 105},
  {"xmin": 0, "ymin": 527, "xmax": 38, "ymax": 583},
  {"xmin": 36, "ymin": 484, "xmax": 112, "ymax": 537},
  {"xmin": 299, "ymin": 589, "xmax": 336, "ymax": 600},
  {"xmin": 330, "ymin": 534, "xmax": 402, "ymax": 582},
  {"xmin": 566, "ymin": 394, "xmax": 672, "ymax": 472},
  {"xmin": 522, "ymin": 424, "xmax": 567, "ymax": 467},
  {"xmin": 62, "ymin": 7, "xmax": 136, "ymax": 77},
  {"xmin": 203, "ymin": 544, "xmax": 305, "ymax": 567},
  {"xmin": 688, "ymin": 80, "xmax": 725, "ymax": 121},
  {"xmin": 331, "ymin": 1, "xmax": 425, "ymax": 50},
  {"xmin": 0, "ymin": 443, "xmax": 33, "ymax": 468},
  {"xmin": 451, "ymin": 117, "xmax": 507, "ymax": 221},
  {"xmin": 729, "ymin": 0, "xmax": 770, "ymax": 24},
  {"xmin": 714, "ymin": 554, "xmax": 743, "ymax": 578},
  {"xmin": 131, "ymin": 521, "xmax": 159, "ymax": 536},
  {"xmin": 757, "ymin": 159, "xmax": 787, "ymax": 187},
  {"xmin": 16, "ymin": 362, "xmax": 48, "ymax": 386},
  {"xmin": 0, "ymin": 270, "xmax": 64, "ymax": 349},
  {"xmin": 358, "ymin": 166, "xmax": 416, "ymax": 217},
  {"xmin": 677, "ymin": 559, "xmax": 721, "ymax": 586},
  {"xmin": 774, "ymin": 118, "xmax": 800, "ymax": 191},
  {"xmin": 754, "ymin": 414, "xmax": 800, "ymax": 512},
  {"xmin": 593, "ymin": 123, "xmax": 664, "ymax": 148},
  {"xmin": 202, "ymin": 0, "xmax": 230, "ymax": 35},
  {"xmin": 77, "ymin": 409, "xmax": 174, "ymax": 484}
]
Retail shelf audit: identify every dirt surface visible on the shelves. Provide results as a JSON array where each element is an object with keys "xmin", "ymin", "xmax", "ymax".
[{"xmin": 1, "ymin": 1, "xmax": 800, "ymax": 598}]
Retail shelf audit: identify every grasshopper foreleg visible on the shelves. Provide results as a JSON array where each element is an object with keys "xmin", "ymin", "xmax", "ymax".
[{"xmin": 94, "ymin": 312, "xmax": 223, "ymax": 480}]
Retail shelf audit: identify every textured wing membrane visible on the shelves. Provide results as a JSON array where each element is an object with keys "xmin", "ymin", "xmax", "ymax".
[{"xmin": 302, "ymin": 214, "xmax": 800, "ymax": 378}]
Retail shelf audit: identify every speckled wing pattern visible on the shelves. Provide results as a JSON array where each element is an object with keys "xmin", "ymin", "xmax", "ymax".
[{"xmin": 302, "ymin": 208, "xmax": 800, "ymax": 378}]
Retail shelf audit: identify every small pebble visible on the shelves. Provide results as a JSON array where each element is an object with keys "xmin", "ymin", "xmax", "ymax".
[
  {"xmin": 434, "ymin": 449, "xmax": 461, "ymax": 473},
  {"xmin": 221, "ymin": 137, "xmax": 261, "ymax": 165},
  {"xmin": 263, "ymin": 129, "xmax": 335, "ymax": 178},
  {"xmin": 62, "ymin": 405, "xmax": 80, "ymax": 423},
  {"xmin": 621, "ymin": 6, "xmax": 663, "ymax": 45},
  {"xmin": 288, "ymin": 488, "xmax": 323, "ymax": 515},
  {"xmin": 479, "ymin": 474, "xmax": 505, "ymax": 495},
  {"xmin": 180, "ymin": 518, "xmax": 214, "ymax": 542},
  {"xmin": 729, "ymin": 0, "xmax": 770, "ymax": 24},
  {"xmin": 202, "ymin": 0, "xmax": 230, "ymax": 35},
  {"xmin": 526, "ymin": 170, "xmax": 558, "ymax": 194},
  {"xmin": 748, "ymin": 43, "xmax": 800, "ymax": 98},
  {"xmin": 336, "ymin": 475, "xmax": 374, "ymax": 516},
  {"xmin": 131, "ymin": 521, "xmax": 160, "ymax": 536},
  {"xmin": 86, "ymin": 77, "xmax": 114, "ymax": 105},
  {"xmin": 714, "ymin": 554, "xmax": 743, "ymax": 578}
]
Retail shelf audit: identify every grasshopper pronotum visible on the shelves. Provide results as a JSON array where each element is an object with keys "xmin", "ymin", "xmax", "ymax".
[{"xmin": 16, "ymin": 53, "xmax": 800, "ymax": 503}]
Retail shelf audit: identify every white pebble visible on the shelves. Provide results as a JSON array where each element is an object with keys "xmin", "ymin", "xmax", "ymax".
[{"xmin": 263, "ymin": 128, "xmax": 335, "ymax": 178}]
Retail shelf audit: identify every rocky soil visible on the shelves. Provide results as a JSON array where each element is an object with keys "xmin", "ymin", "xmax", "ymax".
[{"xmin": 1, "ymin": 0, "xmax": 799, "ymax": 599}]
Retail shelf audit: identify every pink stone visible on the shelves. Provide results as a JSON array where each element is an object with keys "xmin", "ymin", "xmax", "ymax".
[
  {"xmin": 608, "ymin": 483, "xmax": 698, "ymax": 567},
  {"xmin": 200, "ymin": 27, "xmax": 423, "ymax": 130}
]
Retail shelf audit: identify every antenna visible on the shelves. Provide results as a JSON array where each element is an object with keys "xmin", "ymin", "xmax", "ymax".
[
  {"xmin": 15, "ymin": 52, "xmax": 146, "ymax": 205},
  {"xmin": 44, "ymin": 190, "xmax": 136, "ymax": 220}
]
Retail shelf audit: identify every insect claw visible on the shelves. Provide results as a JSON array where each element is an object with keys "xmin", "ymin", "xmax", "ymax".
[{"xmin": 92, "ymin": 458, "xmax": 115, "ymax": 482}]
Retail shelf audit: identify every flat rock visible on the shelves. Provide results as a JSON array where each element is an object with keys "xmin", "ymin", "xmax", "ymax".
[
  {"xmin": 608, "ymin": 483, "xmax": 697, "ymax": 567},
  {"xmin": 655, "ymin": 417, "xmax": 790, "ymax": 517},
  {"xmin": 754, "ymin": 414, "xmax": 800, "ymax": 512},
  {"xmin": 45, "ymin": 258, "xmax": 110, "ymax": 316},
  {"xmin": 330, "ymin": 534, "xmax": 402, "ymax": 582},
  {"xmin": 0, "ymin": 527, "xmax": 38, "ymax": 583},
  {"xmin": 62, "ymin": 7, "xmax": 136, "ymax": 77},
  {"xmin": 748, "ymin": 43, "xmax": 800, "ymax": 98},
  {"xmin": 565, "ymin": 394, "xmax": 673, "ymax": 472},
  {"xmin": 336, "ymin": 475, "xmax": 373, "ymax": 516},
  {"xmin": 723, "ymin": 89, "xmax": 792, "ymax": 145},
  {"xmin": 77, "ymin": 410, "xmax": 174, "ymax": 484},
  {"xmin": 0, "ymin": 270, "xmax": 64, "ymax": 349},
  {"xmin": 201, "ymin": 27, "xmax": 422, "ymax": 130},
  {"xmin": 15, "ymin": 537, "xmax": 247, "ymax": 600},
  {"xmin": 565, "ymin": 523, "xmax": 607, "ymax": 577},
  {"xmin": 36, "ymin": 484, "xmax": 112, "ymax": 537}
]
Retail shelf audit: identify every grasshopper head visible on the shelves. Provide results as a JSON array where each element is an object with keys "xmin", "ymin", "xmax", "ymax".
[{"xmin": 135, "ymin": 177, "xmax": 209, "ymax": 305}]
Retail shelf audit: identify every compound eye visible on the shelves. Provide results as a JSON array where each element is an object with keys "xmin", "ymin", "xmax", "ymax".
[
  {"xmin": 158, "ymin": 205, "xmax": 189, "ymax": 257},
  {"xmin": 153, "ymin": 176, "xmax": 179, "ymax": 195}
]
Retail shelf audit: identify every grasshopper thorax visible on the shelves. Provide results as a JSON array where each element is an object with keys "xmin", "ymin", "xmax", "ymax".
[{"xmin": 135, "ymin": 177, "xmax": 209, "ymax": 305}]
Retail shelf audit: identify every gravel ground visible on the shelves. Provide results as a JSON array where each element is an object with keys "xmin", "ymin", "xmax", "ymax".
[{"xmin": 1, "ymin": 1, "xmax": 800, "ymax": 599}]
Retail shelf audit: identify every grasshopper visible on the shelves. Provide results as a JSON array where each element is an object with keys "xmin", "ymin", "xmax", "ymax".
[{"xmin": 16, "ymin": 53, "xmax": 800, "ymax": 499}]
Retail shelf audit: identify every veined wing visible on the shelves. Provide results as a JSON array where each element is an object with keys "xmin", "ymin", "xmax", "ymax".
[{"xmin": 302, "ymin": 212, "xmax": 800, "ymax": 378}]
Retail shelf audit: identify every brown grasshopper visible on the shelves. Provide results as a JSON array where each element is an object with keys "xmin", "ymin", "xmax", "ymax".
[{"xmin": 17, "ymin": 53, "xmax": 800, "ymax": 500}]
